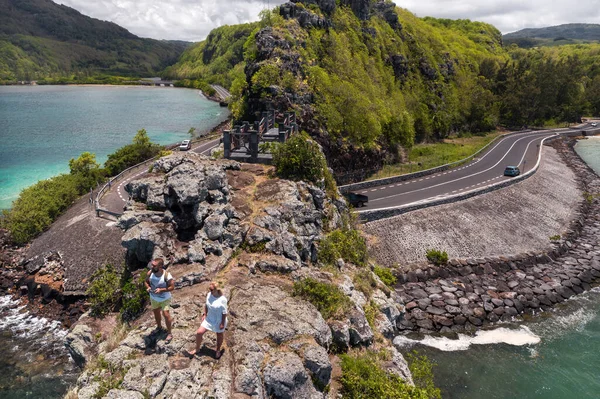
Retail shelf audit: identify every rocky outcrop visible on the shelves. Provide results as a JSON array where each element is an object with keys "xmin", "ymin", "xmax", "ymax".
[{"xmin": 120, "ymin": 153, "xmax": 343, "ymax": 281}]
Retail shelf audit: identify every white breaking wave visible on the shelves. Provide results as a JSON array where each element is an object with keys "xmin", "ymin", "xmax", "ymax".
[
  {"xmin": 0, "ymin": 295, "xmax": 67, "ymax": 352},
  {"xmin": 393, "ymin": 326, "xmax": 541, "ymax": 352}
]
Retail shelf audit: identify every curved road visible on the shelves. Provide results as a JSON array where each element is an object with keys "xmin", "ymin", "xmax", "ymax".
[
  {"xmin": 101, "ymin": 138, "xmax": 221, "ymax": 215},
  {"xmin": 354, "ymin": 128, "xmax": 582, "ymax": 212}
]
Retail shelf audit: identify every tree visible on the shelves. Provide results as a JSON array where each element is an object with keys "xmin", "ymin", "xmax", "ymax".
[{"xmin": 69, "ymin": 151, "xmax": 100, "ymax": 176}]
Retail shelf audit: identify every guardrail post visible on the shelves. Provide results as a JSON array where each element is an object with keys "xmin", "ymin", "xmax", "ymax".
[{"xmin": 224, "ymin": 130, "xmax": 231, "ymax": 158}]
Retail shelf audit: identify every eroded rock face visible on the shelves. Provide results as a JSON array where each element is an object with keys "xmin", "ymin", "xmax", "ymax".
[{"xmin": 119, "ymin": 154, "xmax": 343, "ymax": 280}]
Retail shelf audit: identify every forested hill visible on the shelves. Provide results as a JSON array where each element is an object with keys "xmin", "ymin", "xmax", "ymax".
[
  {"xmin": 0, "ymin": 0, "xmax": 189, "ymax": 82},
  {"xmin": 167, "ymin": 1, "xmax": 600, "ymax": 176},
  {"xmin": 503, "ymin": 23, "xmax": 600, "ymax": 47}
]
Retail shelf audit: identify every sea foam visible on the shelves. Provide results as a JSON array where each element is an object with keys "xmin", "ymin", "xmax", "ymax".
[{"xmin": 393, "ymin": 326, "xmax": 541, "ymax": 352}]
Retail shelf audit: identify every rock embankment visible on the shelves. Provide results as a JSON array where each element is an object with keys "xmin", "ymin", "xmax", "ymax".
[
  {"xmin": 390, "ymin": 138, "xmax": 600, "ymax": 333},
  {"xmin": 66, "ymin": 152, "xmax": 411, "ymax": 399}
]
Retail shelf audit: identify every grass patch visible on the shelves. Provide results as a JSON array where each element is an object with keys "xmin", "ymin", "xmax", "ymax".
[
  {"xmin": 292, "ymin": 278, "xmax": 352, "ymax": 320},
  {"xmin": 374, "ymin": 266, "xmax": 397, "ymax": 287},
  {"xmin": 426, "ymin": 249, "xmax": 448, "ymax": 266},
  {"xmin": 90, "ymin": 356, "xmax": 127, "ymax": 398},
  {"xmin": 318, "ymin": 228, "xmax": 368, "ymax": 267},
  {"xmin": 363, "ymin": 301, "xmax": 379, "ymax": 330},
  {"xmin": 340, "ymin": 351, "xmax": 437, "ymax": 399},
  {"xmin": 240, "ymin": 240, "xmax": 267, "ymax": 253},
  {"xmin": 368, "ymin": 132, "xmax": 502, "ymax": 181},
  {"xmin": 549, "ymin": 235, "xmax": 561, "ymax": 241},
  {"xmin": 353, "ymin": 270, "xmax": 378, "ymax": 298}
]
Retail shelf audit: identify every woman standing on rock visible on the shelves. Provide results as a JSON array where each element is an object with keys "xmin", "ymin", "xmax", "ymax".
[
  {"xmin": 145, "ymin": 258, "xmax": 175, "ymax": 343},
  {"xmin": 187, "ymin": 281, "xmax": 228, "ymax": 359}
]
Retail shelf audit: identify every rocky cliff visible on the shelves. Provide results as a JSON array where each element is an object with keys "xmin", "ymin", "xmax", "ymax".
[{"xmin": 65, "ymin": 152, "xmax": 413, "ymax": 398}]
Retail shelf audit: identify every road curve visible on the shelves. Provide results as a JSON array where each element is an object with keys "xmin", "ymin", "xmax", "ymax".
[
  {"xmin": 101, "ymin": 138, "xmax": 221, "ymax": 215},
  {"xmin": 355, "ymin": 129, "xmax": 576, "ymax": 212}
]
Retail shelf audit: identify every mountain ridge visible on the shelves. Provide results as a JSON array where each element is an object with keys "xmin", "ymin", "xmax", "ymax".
[{"xmin": 0, "ymin": 0, "xmax": 189, "ymax": 82}]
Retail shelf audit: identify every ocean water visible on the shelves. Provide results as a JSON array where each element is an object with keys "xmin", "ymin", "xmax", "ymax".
[
  {"xmin": 0, "ymin": 296, "xmax": 77, "ymax": 398},
  {"xmin": 575, "ymin": 136, "xmax": 600, "ymax": 175},
  {"xmin": 396, "ymin": 139, "xmax": 600, "ymax": 399},
  {"xmin": 0, "ymin": 85, "xmax": 229, "ymax": 209}
]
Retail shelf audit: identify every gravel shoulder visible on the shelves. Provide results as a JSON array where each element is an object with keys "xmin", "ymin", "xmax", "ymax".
[{"xmin": 363, "ymin": 146, "xmax": 582, "ymax": 265}]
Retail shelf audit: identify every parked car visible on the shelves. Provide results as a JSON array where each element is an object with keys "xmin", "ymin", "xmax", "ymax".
[
  {"xmin": 343, "ymin": 192, "xmax": 369, "ymax": 207},
  {"xmin": 591, "ymin": 122, "xmax": 598, "ymax": 127},
  {"xmin": 503, "ymin": 166, "xmax": 520, "ymax": 177},
  {"xmin": 179, "ymin": 139, "xmax": 191, "ymax": 151}
]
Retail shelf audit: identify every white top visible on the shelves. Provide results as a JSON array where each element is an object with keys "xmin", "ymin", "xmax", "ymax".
[
  {"xmin": 149, "ymin": 271, "xmax": 173, "ymax": 302},
  {"xmin": 201, "ymin": 292, "xmax": 228, "ymax": 333}
]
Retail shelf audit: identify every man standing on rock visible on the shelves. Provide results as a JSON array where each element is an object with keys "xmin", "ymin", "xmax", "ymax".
[{"xmin": 145, "ymin": 258, "xmax": 174, "ymax": 343}]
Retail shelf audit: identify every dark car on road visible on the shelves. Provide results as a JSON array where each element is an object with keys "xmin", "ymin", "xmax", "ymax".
[
  {"xmin": 344, "ymin": 192, "xmax": 369, "ymax": 207},
  {"xmin": 503, "ymin": 166, "xmax": 520, "ymax": 177}
]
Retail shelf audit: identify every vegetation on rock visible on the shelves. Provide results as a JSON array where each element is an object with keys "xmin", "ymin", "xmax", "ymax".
[
  {"xmin": 292, "ymin": 277, "xmax": 352, "ymax": 319},
  {"xmin": 426, "ymin": 249, "xmax": 449, "ymax": 265},
  {"xmin": 318, "ymin": 228, "xmax": 368, "ymax": 267},
  {"xmin": 340, "ymin": 350, "xmax": 438, "ymax": 398}
]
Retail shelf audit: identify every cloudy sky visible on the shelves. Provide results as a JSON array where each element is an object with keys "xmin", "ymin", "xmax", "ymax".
[{"xmin": 55, "ymin": 0, "xmax": 600, "ymax": 42}]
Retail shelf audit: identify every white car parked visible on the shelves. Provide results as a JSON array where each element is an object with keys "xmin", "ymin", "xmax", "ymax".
[{"xmin": 179, "ymin": 140, "xmax": 191, "ymax": 151}]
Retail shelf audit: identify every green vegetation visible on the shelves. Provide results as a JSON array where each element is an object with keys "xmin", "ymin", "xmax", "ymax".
[
  {"xmin": 550, "ymin": 235, "xmax": 562, "ymax": 241},
  {"xmin": 426, "ymin": 249, "xmax": 449, "ymax": 266},
  {"xmin": 91, "ymin": 356, "xmax": 127, "ymax": 399},
  {"xmin": 340, "ymin": 351, "xmax": 437, "ymax": 399},
  {"xmin": 87, "ymin": 264, "xmax": 121, "ymax": 318},
  {"xmin": 86, "ymin": 263, "xmax": 148, "ymax": 321},
  {"xmin": 369, "ymin": 133, "xmax": 502, "ymax": 180},
  {"xmin": 318, "ymin": 228, "xmax": 368, "ymax": 267},
  {"xmin": 363, "ymin": 301, "xmax": 379, "ymax": 330},
  {"xmin": 104, "ymin": 129, "xmax": 163, "ymax": 176},
  {"xmin": 240, "ymin": 240, "xmax": 267, "ymax": 253},
  {"xmin": 164, "ymin": 23, "xmax": 259, "ymax": 88},
  {"xmin": 374, "ymin": 266, "xmax": 397, "ymax": 287},
  {"xmin": 407, "ymin": 351, "xmax": 442, "ymax": 399},
  {"xmin": 0, "ymin": 0, "xmax": 187, "ymax": 83},
  {"xmin": 272, "ymin": 132, "xmax": 337, "ymax": 196},
  {"xmin": 1, "ymin": 129, "xmax": 161, "ymax": 244},
  {"xmin": 353, "ymin": 269, "xmax": 378, "ymax": 298},
  {"xmin": 292, "ymin": 278, "xmax": 352, "ymax": 319}
]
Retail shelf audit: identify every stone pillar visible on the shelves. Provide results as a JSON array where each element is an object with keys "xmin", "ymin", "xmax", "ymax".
[
  {"xmin": 250, "ymin": 130, "xmax": 259, "ymax": 162},
  {"xmin": 279, "ymin": 124, "xmax": 286, "ymax": 143},
  {"xmin": 223, "ymin": 130, "xmax": 231, "ymax": 158}
]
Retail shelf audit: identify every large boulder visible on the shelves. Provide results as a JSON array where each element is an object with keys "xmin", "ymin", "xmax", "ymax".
[{"xmin": 64, "ymin": 324, "xmax": 94, "ymax": 368}]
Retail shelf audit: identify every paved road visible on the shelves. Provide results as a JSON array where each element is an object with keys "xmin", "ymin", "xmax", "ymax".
[
  {"xmin": 354, "ymin": 128, "xmax": 581, "ymax": 211},
  {"xmin": 210, "ymin": 85, "xmax": 231, "ymax": 101},
  {"xmin": 101, "ymin": 138, "xmax": 221, "ymax": 215}
]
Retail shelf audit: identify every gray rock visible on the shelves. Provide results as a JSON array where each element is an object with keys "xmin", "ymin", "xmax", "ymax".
[
  {"xmin": 302, "ymin": 345, "xmax": 332, "ymax": 389},
  {"xmin": 105, "ymin": 390, "xmax": 145, "ymax": 399},
  {"xmin": 64, "ymin": 324, "xmax": 94, "ymax": 368},
  {"xmin": 263, "ymin": 352, "xmax": 321, "ymax": 399},
  {"xmin": 329, "ymin": 321, "xmax": 350, "ymax": 350},
  {"xmin": 348, "ymin": 309, "xmax": 374, "ymax": 346}
]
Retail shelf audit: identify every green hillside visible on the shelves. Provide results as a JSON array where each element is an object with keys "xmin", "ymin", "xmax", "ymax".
[
  {"xmin": 167, "ymin": 2, "xmax": 600, "ymax": 175},
  {"xmin": 503, "ymin": 23, "xmax": 600, "ymax": 47},
  {"xmin": 0, "ymin": 0, "xmax": 188, "ymax": 83}
]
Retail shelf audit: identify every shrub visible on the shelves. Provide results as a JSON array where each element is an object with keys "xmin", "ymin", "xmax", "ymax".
[
  {"xmin": 104, "ymin": 129, "xmax": 162, "ymax": 176},
  {"xmin": 426, "ymin": 249, "xmax": 448, "ymax": 266},
  {"xmin": 340, "ymin": 351, "xmax": 433, "ymax": 399},
  {"xmin": 318, "ymin": 228, "xmax": 368, "ymax": 267},
  {"xmin": 120, "ymin": 272, "xmax": 148, "ymax": 321},
  {"xmin": 292, "ymin": 278, "xmax": 351, "ymax": 319},
  {"xmin": 87, "ymin": 264, "xmax": 121, "ymax": 318},
  {"xmin": 1, "ymin": 174, "xmax": 82, "ymax": 244},
  {"xmin": 549, "ymin": 235, "xmax": 561, "ymax": 241},
  {"xmin": 407, "ymin": 351, "xmax": 442, "ymax": 399},
  {"xmin": 374, "ymin": 266, "xmax": 397, "ymax": 287},
  {"xmin": 363, "ymin": 301, "xmax": 379, "ymax": 330},
  {"xmin": 272, "ymin": 132, "xmax": 337, "ymax": 196}
]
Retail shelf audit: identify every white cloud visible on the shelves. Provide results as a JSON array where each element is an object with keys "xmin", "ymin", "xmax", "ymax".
[{"xmin": 55, "ymin": 0, "xmax": 600, "ymax": 41}]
